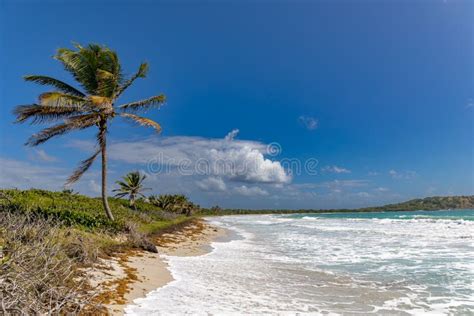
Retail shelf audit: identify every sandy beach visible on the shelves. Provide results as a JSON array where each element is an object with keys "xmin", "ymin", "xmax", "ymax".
[{"xmin": 88, "ymin": 219, "xmax": 226, "ymax": 315}]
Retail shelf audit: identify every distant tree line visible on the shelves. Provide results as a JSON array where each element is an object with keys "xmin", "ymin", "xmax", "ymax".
[{"xmin": 197, "ymin": 196, "xmax": 474, "ymax": 216}]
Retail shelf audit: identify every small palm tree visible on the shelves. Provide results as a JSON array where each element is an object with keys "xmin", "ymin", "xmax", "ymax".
[
  {"xmin": 13, "ymin": 43, "xmax": 165, "ymax": 220},
  {"xmin": 113, "ymin": 171, "xmax": 149, "ymax": 209}
]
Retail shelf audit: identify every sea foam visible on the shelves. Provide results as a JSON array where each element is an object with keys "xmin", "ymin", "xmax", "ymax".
[{"xmin": 126, "ymin": 210, "xmax": 474, "ymax": 315}]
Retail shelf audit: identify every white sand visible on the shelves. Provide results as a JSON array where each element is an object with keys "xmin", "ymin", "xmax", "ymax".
[{"xmin": 87, "ymin": 219, "xmax": 226, "ymax": 315}]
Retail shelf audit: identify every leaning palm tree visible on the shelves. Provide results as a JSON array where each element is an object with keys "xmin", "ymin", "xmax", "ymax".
[
  {"xmin": 113, "ymin": 171, "xmax": 150, "ymax": 209},
  {"xmin": 13, "ymin": 43, "xmax": 165, "ymax": 220}
]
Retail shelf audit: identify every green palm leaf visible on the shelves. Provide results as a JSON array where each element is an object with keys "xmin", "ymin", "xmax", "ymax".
[
  {"xmin": 24, "ymin": 75, "xmax": 85, "ymax": 97},
  {"xmin": 115, "ymin": 63, "xmax": 148, "ymax": 98}
]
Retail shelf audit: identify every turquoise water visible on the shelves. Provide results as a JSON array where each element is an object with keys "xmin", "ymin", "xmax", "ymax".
[
  {"xmin": 127, "ymin": 209, "xmax": 474, "ymax": 315},
  {"xmin": 287, "ymin": 208, "xmax": 474, "ymax": 221}
]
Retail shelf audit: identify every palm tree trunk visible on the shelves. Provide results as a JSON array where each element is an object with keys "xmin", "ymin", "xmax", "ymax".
[
  {"xmin": 100, "ymin": 124, "xmax": 114, "ymax": 221},
  {"xmin": 130, "ymin": 194, "xmax": 136, "ymax": 209}
]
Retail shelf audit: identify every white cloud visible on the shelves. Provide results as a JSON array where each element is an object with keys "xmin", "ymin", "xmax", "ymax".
[
  {"xmin": 389, "ymin": 169, "xmax": 417, "ymax": 180},
  {"xmin": 224, "ymin": 129, "xmax": 240, "ymax": 141},
  {"xmin": 196, "ymin": 177, "xmax": 227, "ymax": 192},
  {"xmin": 356, "ymin": 192, "xmax": 371, "ymax": 198},
  {"xmin": 322, "ymin": 165, "xmax": 351, "ymax": 174},
  {"xmin": 298, "ymin": 116, "xmax": 318, "ymax": 130},
  {"xmin": 234, "ymin": 185, "xmax": 269, "ymax": 196},
  {"xmin": 0, "ymin": 158, "xmax": 64, "ymax": 190},
  {"xmin": 29, "ymin": 149, "xmax": 58, "ymax": 162},
  {"xmin": 375, "ymin": 187, "xmax": 389, "ymax": 192},
  {"xmin": 72, "ymin": 131, "xmax": 292, "ymax": 185},
  {"xmin": 36, "ymin": 149, "xmax": 58, "ymax": 162},
  {"xmin": 0, "ymin": 157, "xmax": 102, "ymax": 195},
  {"xmin": 368, "ymin": 171, "xmax": 379, "ymax": 176},
  {"xmin": 322, "ymin": 179, "xmax": 369, "ymax": 189}
]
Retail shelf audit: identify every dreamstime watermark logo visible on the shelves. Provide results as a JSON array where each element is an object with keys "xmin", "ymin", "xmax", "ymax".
[
  {"xmin": 266, "ymin": 142, "xmax": 282, "ymax": 157},
  {"xmin": 146, "ymin": 142, "xmax": 319, "ymax": 177}
]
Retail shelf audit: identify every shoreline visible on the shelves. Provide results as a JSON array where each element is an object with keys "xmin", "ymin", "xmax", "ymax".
[{"xmin": 87, "ymin": 218, "xmax": 227, "ymax": 315}]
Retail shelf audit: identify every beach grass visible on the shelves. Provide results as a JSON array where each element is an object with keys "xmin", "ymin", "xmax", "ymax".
[{"xmin": 0, "ymin": 188, "xmax": 198, "ymax": 313}]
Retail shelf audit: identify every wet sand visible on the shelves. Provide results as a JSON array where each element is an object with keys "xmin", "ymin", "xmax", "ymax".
[{"xmin": 87, "ymin": 218, "xmax": 227, "ymax": 315}]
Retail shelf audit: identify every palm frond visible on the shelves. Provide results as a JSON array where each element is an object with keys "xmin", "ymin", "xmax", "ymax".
[
  {"xmin": 113, "ymin": 192, "xmax": 128, "ymax": 198},
  {"xmin": 114, "ymin": 63, "xmax": 148, "ymax": 98},
  {"xmin": 66, "ymin": 126, "xmax": 106, "ymax": 185},
  {"xmin": 66, "ymin": 148, "xmax": 101, "ymax": 185},
  {"xmin": 26, "ymin": 114, "xmax": 100, "ymax": 146},
  {"xmin": 114, "ymin": 181, "xmax": 131, "ymax": 189},
  {"xmin": 24, "ymin": 75, "xmax": 85, "ymax": 97},
  {"xmin": 13, "ymin": 104, "xmax": 84, "ymax": 124},
  {"xmin": 55, "ymin": 48, "xmax": 97, "ymax": 95},
  {"xmin": 118, "ymin": 95, "xmax": 165, "ymax": 113},
  {"xmin": 39, "ymin": 92, "xmax": 88, "ymax": 107},
  {"xmin": 121, "ymin": 113, "xmax": 161, "ymax": 133},
  {"xmin": 89, "ymin": 95, "xmax": 112, "ymax": 110},
  {"xmin": 55, "ymin": 44, "xmax": 123, "ymax": 97},
  {"xmin": 96, "ymin": 69, "xmax": 117, "ymax": 97}
]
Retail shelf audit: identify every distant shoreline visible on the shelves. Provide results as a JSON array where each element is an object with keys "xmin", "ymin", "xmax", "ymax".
[{"xmin": 200, "ymin": 195, "xmax": 474, "ymax": 216}]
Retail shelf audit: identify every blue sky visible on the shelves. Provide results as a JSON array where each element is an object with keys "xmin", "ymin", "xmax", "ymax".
[{"xmin": 0, "ymin": 0, "xmax": 473, "ymax": 209}]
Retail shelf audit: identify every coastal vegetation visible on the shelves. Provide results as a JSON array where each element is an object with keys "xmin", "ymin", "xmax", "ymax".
[
  {"xmin": 149, "ymin": 194, "xmax": 199, "ymax": 217},
  {"xmin": 0, "ymin": 188, "xmax": 196, "ymax": 313},
  {"xmin": 13, "ymin": 43, "xmax": 165, "ymax": 221}
]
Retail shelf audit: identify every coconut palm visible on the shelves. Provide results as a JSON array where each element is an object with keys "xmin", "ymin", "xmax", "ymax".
[
  {"xmin": 113, "ymin": 171, "xmax": 150, "ymax": 209},
  {"xmin": 13, "ymin": 43, "xmax": 165, "ymax": 220}
]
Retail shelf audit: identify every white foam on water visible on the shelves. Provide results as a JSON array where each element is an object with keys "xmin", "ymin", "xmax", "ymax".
[{"xmin": 125, "ymin": 213, "xmax": 474, "ymax": 315}]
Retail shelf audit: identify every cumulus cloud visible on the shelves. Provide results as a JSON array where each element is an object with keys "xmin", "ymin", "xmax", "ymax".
[
  {"xmin": 298, "ymin": 116, "xmax": 318, "ymax": 130},
  {"xmin": 321, "ymin": 165, "xmax": 351, "ymax": 174},
  {"xmin": 224, "ymin": 129, "xmax": 240, "ymax": 141},
  {"xmin": 196, "ymin": 177, "xmax": 227, "ymax": 192},
  {"xmin": 375, "ymin": 187, "xmax": 389, "ymax": 192},
  {"xmin": 234, "ymin": 185, "xmax": 269, "ymax": 196},
  {"xmin": 72, "ymin": 131, "xmax": 292, "ymax": 185}
]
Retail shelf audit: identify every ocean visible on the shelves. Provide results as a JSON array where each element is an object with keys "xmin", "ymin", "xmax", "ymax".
[{"xmin": 125, "ymin": 209, "xmax": 474, "ymax": 315}]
